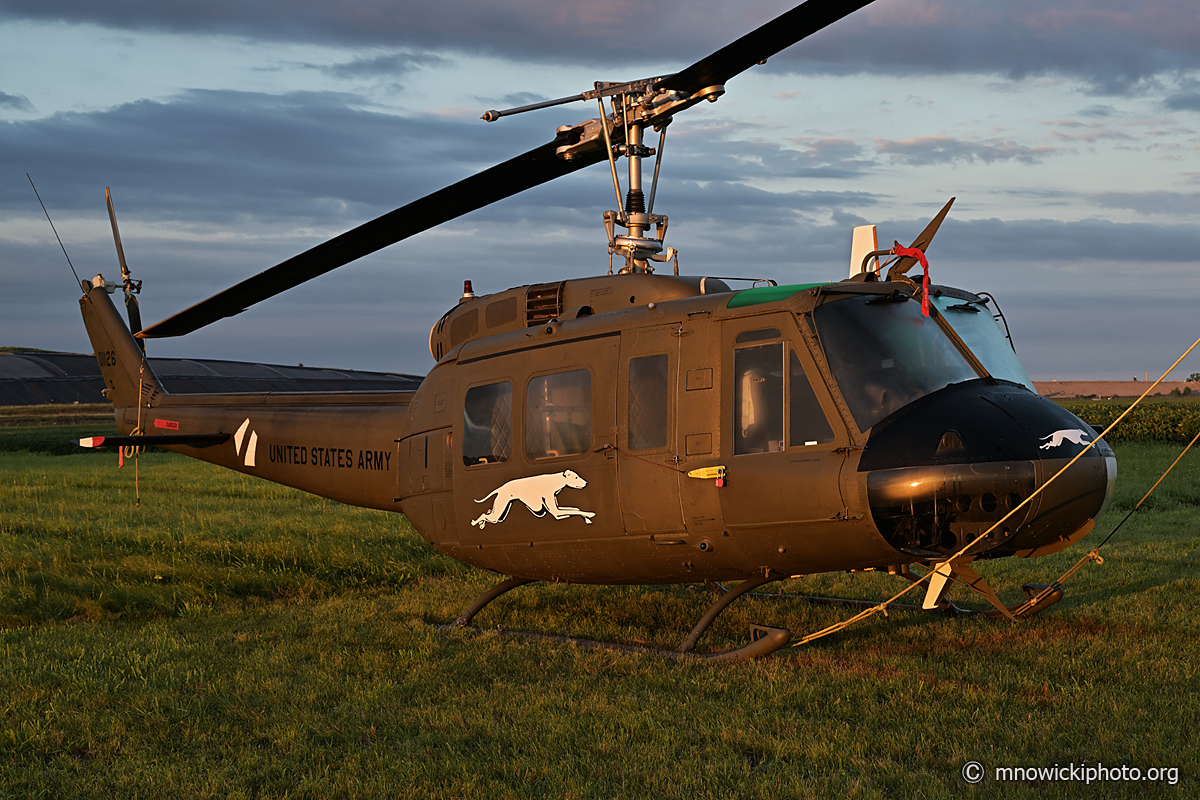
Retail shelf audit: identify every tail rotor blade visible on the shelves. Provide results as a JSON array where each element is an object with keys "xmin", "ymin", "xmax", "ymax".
[
  {"xmin": 105, "ymin": 186, "xmax": 131, "ymax": 282},
  {"xmin": 106, "ymin": 186, "xmax": 146, "ymax": 350},
  {"xmin": 125, "ymin": 293, "xmax": 145, "ymax": 352}
]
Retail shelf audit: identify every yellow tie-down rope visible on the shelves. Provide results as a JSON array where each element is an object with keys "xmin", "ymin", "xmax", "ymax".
[
  {"xmin": 790, "ymin": 334, "xmax": 1200, "ymax": 647},
  {"xmin": 1010, "ymin": 422, "xmax": 1200, "ymax": 617}
]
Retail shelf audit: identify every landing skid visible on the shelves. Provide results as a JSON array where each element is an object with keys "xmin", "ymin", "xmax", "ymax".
[
  {"xmin": 439, "ymin": 570, "xmax": 1064, "ymax": 662},
  {"xmin": 729, "ymin": 579, "xmax": 1064, "ymax": 619},
  {"xmin": 443, "ymin": 574, "xmax": 793, "ymax": 662}
]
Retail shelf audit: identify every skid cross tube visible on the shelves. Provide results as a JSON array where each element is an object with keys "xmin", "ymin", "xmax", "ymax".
[
  {"xmin": 677, "ymin": 574, "xmax": 781, "ymax": 654},
  {"xmin": 445, "ymin": 575, "xmax": 792, "ymax": 661},
  {"xmin": 451, "ymin": 576, "xmax": 535, "ymax": 628}
]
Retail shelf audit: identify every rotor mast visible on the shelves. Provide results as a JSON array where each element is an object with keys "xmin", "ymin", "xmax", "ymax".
[
  {"xmin": 608, "ymin": 97, "xmax": 669, "ymax": 275},
  {"xmin": 484, "ymin": 78, "xmax": 725, "ymax": 274}
]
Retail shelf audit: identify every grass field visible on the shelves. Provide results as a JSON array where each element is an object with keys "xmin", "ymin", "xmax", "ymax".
[{"xmin": 1, "ymin": 422, "xmax": 1197, "ymax": 797}]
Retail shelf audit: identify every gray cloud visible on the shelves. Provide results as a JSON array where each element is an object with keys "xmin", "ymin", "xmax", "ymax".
[
  {"xmin": 667, "ymin": 136, "xmax": 878, "ymax": 184},
  {"xmin": 2, "ymin": 89, "xmax": 556, "ymax": 226},
  {"xmin": 1046, "ymin": 127, "xmax": 1135, "ymax": 144},
  {"xmin": 1090, "ymin": 190, "xmax": 1200, "ymax": 216},
  {"xmin": 933, "ymin": 216, "xmax": 1200, "ymax": 263},
  {"xmin": 316, "ymin": 51, "xmax": 447, "ymax": 81},
  {"xmin": 0, "ymin": 90, "xmax": 34, "ymax": 111},
  {"xmin": 876, "ymin": 135, "xmax": 1062, "ymax": 165},
  {"xmin": 1165, "ymin": 91, "xmax": 1200, "ymax": 111},
  {"xmin": 793, "ymin": 0, "xmax": 1200, "ymax": 95},
  {"xmin": 2, "ymin": 0, "xmax": 1197, "ymax": 92},
  {"xmin": 483, "ymin": 92, "xmax": 553, "ymax": 110},
  {"xmin": 3, "ymin": 89, "xmax": 889, "ymax": 240}
]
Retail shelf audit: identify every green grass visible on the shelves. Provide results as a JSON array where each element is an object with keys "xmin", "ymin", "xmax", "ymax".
[{"xmin": 0, "ymin": 442, "xmax": 1197, "ymax": 798}]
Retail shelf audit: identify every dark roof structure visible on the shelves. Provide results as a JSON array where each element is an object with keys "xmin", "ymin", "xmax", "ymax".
[{"xmin": 0, "ymin": 350, "xmax": 423, "ymax": 406}]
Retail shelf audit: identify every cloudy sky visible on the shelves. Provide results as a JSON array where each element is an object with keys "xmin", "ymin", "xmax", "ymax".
[{"xmin": 2, "ymin": 0, "xmax": 1199, "ymax": 381}]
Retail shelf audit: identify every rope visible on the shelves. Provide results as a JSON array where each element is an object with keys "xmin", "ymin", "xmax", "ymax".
[
  {"xmin": 1010, "ymin": 423, "xmax": 1200, "ymax": 617},
  {"xmin": 790, "ymin": 333, "xmax": 1200, "ymax": 646},
  {"xmin": 1097, "ymin": 425, "xmax": 1200, "ymax": 550},
  {"xmin": 134, "ymin": 365, "xmax": 143, "ymax": 506}
]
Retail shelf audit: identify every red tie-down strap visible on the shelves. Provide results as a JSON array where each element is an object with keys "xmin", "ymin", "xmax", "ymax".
[{"xmin": 892, "ymin": 245, "xmax": 930, "ymax": 316}]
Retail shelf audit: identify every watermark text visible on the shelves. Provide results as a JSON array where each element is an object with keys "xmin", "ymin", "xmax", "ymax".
[{"xmin": 961, "ymin": 761, "xmax": 1180, "ymax": 786}]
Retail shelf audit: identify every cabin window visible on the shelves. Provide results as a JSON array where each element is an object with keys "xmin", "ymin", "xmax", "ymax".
[
  {"xmin": 526, "ymin": 369, "xmax": 591, "ymax": 459},
  {"xmin": 628, "ymin": 354, "xmax": 669, "ymax": 450},
  {"xmin": 789, "ymin": 349, "xmax": 835, "ymax": 446},
  {"xmin": 463, "ymin": 381, "xmax": 512, "ymax": 465},
  {"xmin": 734, "ymin": 343, "xmax": 784, "ymax": 454},
  {"xmin": 814, "ymin": 295, "xmax": 977, "ymax": 431}
]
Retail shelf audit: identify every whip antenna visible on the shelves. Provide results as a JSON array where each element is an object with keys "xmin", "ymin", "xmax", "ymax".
[{"xmin": 27, "ymin": 173, "xmax": 82, "ymax": 291}]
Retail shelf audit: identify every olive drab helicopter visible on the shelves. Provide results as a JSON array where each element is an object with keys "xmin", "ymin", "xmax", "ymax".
[{"xmin": 74, "ymin": 0, "xmax": 1117, "ymax": 661}]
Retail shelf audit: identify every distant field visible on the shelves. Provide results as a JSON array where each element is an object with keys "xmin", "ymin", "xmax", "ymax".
[
  {"xmin": 1055, "ymin": 396, "xmax": 1200, "ymax": 444},
  {"xmin": 1, "ymin": 432, "xmax": 1197, "ymax": 796},
  {"xmin": 0, "ymin": 404, "xmax": 117, "ymax": 456}
]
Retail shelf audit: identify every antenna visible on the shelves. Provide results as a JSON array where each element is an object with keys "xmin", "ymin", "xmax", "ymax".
[{"xmin": 27, "ymin": 174, "xmax": 82, "ymax": 292}]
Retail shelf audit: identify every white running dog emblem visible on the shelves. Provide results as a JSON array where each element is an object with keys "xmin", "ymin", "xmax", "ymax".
[
  {"xmin": 1039, "ymin": 429, "xmax": 1090, "ymax": 450},
  {"xmin": 472, "ymin": 470, "xmax": 596, "ymax": 529}
]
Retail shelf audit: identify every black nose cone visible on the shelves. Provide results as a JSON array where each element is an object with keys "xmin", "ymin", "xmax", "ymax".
[{"xmin": 862, "ymin": 380, "xmax": 1114, "ymax": 559}]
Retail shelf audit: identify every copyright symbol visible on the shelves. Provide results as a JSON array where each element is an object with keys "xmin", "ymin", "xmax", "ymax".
[{"xmin": 961, "ymin": 761, "xmax": 984, "ymax": 784}]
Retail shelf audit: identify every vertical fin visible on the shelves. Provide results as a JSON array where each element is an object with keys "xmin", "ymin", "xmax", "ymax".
[{"xmin": 79, "ymin": 278, "xmax": 165, "ymax": 409}]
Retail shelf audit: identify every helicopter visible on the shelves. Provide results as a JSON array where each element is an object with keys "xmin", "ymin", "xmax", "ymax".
[{"xmin": 74, "ymin": 0, "xmax": 1117, "ymax": 661}]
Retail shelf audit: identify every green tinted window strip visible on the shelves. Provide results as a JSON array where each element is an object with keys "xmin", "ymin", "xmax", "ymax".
[{"xmin": 726, "ymin": 282, "xmax": 830, "ymax": 309}]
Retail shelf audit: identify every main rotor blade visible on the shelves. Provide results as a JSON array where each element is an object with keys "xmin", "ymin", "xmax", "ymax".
[
  {"xmin": 655, "ymin": 0, "xmax": 878, "ymax": 97},
  {"xmin": 139, "ymin": 132, "xmax": 610, "ymax": 339},
  {"xmin": 139, "ymin": 0, "xmax": 882, "ymax": 339},
  {"xmin": 888, "ymin": 197, "xmax": 956, "ymax": 278}
]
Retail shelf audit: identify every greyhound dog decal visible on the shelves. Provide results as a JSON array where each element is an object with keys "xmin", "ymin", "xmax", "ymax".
[
  {"xmin": 472, "ymin": 470, "xmax": 596, "ymax": 529},
  {"xmin": 1039, "ymin": 429, "xmax": 1091, "ymax": 450}
]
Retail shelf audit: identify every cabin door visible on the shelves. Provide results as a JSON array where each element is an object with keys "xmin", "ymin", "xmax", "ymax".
[
  {"xmin": 617, "ymin": 324, "xmax": 686, "ymax": 533},
  {"xmin": 718, "ymin": 313, "xmax": 849, "ymax": 532}
]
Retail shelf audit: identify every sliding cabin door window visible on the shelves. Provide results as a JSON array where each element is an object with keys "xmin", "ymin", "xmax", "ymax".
[
  {"xmin": 627, "ymin": 354, "xmax": 669, "ymax": 450},
  {"xmin": 733, "ymin": 327, "xmax": 835, "ymax": 455},
  {"xmin": 462, "ymin": 381, "xmax": 512, "ymax": 465},
  {"xmin": 526, "ymin": 369, "xmax": 591, "ymax": 459},
  {"xmin": 734, "ymin": 341, "xmax": 785, "ymax": 455}
]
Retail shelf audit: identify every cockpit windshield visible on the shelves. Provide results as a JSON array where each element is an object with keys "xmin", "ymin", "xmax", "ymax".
[
  {"xmin": 930, "ymin": 294, "xmax": 1036, "ymax": 393},
  {"xmin": 813, "ymin": 294, "xmax": 978, "ymax": 431}
]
